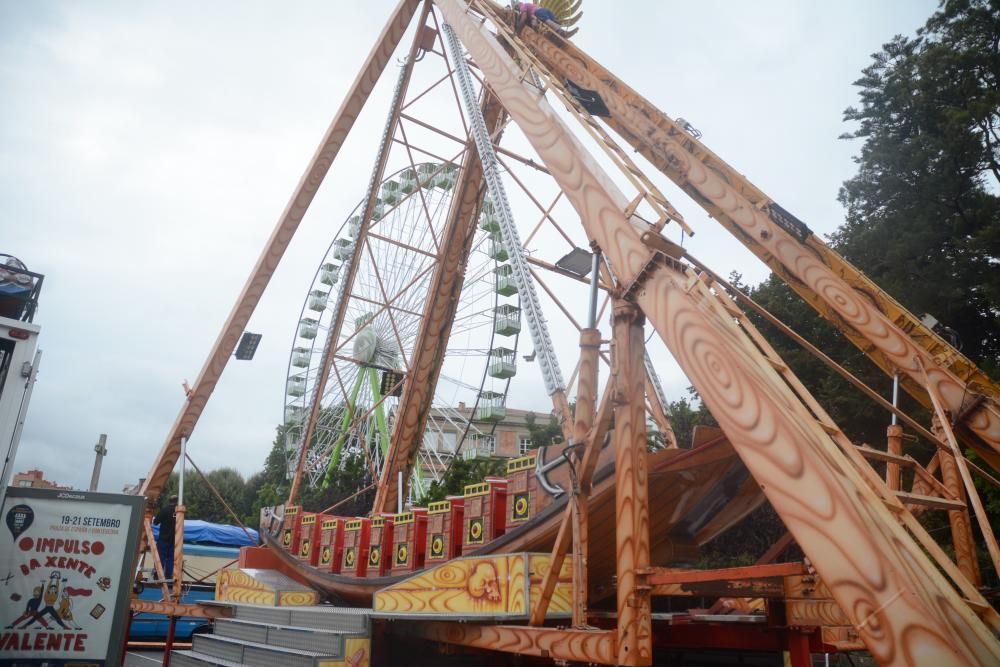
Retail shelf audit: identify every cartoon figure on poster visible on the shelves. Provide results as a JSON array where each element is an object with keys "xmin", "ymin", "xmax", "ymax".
[
  {"xmin": 59, "ymin": 589, "xmax": 82, "ymax": 630},
  {"xmin": 5, "ymin": 584, "xmax": 49, "ymax": 629},
  {"xmin": 5, "ymin": 570, "xmax": 91, "ymax": 629},
  {"xmin": 38, "ymin": 572, "xmax": 70, "ymax": 630}
]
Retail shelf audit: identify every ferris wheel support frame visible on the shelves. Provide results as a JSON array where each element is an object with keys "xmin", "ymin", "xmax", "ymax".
[{"xmin": 320, "ymin": 365, "xmax": 394, "ymax": 485}]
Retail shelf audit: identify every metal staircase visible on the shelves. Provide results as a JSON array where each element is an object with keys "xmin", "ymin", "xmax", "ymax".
[{"xmin": 171, "ymin": 604, "xmax": 371, "ymax": 667}]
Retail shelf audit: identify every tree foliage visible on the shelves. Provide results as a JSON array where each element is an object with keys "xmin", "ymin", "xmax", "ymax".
[
  {"xmin": 422, "ymin": 457, "xmax": 508, "ymax": 503},
  {"xmin": 725, "ymin": 0, "xmax": 1000, "ymax": 576},
  {"xmin": 524, "ymin": 411, "xmax": 564, "ymax": 448},
  {"xmin": 664, "ymin": 390, "xmax": 718, "ymax": 450},
  {"xmin": 742, "ymin": 0, "xmax": 1000, "ymax": 458},
  {"xmin": 836, "ymin": 0, "xmax": 1000, "ymax": 374},
  {"xmin": 161, "ymin": 468, "xmax": 251, "ymax": 526},
  {"xmin": 156, "ymin": 420, "xmax": 372, "ymax": 531}
]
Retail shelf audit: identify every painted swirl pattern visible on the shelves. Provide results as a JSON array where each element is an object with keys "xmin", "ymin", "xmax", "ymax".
[
  {"xmin": 636, "ymin": 267, "xmax": 1000, "ymax": 666},
  {"xmin": 406, "ymin": 621, "xmax": 616, "ymax": 665},
  {"xmin": 431, "ymin": 3, "xmax": 1000, "ymax": 663},
  {"xmin": 432, "ymin": 0, "xmax": 653, "ymax": 292}
]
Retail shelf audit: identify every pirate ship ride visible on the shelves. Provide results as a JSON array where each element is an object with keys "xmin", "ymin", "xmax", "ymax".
[{"xmin": 131, "ymin": 1, "xmax": 1000, "ymax": 665}]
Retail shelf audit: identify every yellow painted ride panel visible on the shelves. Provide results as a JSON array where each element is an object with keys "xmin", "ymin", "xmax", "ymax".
[
  {"xmin": 214, "ymin": 568, "xmax": 320, "ymax": 607},
  {"xmin": 372, "ymin": 552, "xmax": 571, "ymax": 619}
]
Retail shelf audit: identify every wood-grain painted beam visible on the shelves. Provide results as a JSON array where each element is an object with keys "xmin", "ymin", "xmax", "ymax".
[
  {"xmin": 612, "ymin": 301, "xmax": 652, "ymax": 666},
  {"xmin": 396, "ymin": 622, "xmax": 617, "ymax": 665},
  {"xmin": 429, "ymin": 3, "xmax": 1000, "ymax": 663}
]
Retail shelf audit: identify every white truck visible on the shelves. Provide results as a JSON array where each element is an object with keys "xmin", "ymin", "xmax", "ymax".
[{"xmin": 0, "ymin": 255, "xmax": 42, "ymax": 508}]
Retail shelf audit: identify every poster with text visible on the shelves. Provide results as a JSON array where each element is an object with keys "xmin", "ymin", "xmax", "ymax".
[{"xmin": 0, "ymin": 488, "xmax": 142, "ymax": 666}]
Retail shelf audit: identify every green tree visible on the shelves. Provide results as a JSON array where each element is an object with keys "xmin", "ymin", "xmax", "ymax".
[
  {"xmin": 422, "ymin": 457, "xmax": 508, "ymax": 503},
  {"xmin": 664, "ymin": 390, "xmax": 717, "ymax": 450},
  {"xmin": 298, "ymin": 450, "xmax": 371, "ymax": 517},
  {"xmin": 246, "ymin": 420, "xmax": 371, "ymax": 519},
  {"xmin": 161, "ymin": 467, "xmax": 250, "ymax": 525},
  {"xmin": 836, "ymin": 0, "xmax": 1000, "ymax": 375},
  {"xmin": 736, "ymin": 0, "xmax": 1000, "ymax": 577},
  {"xmin": 524, "ymin": 411, "xmax": 564, "ymax": 449},
  {"xmin": 248, "ymin": 424, "xmax": 295, "ymax": 523}
]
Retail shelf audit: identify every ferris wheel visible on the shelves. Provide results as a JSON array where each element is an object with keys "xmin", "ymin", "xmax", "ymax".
[
  {"xmin": 283, "ymin": 162, "xmax": 520, "ymax": 494},
  {"xmin": 277, "ymin": 10, "xmax": 681, "ymax": 505}
]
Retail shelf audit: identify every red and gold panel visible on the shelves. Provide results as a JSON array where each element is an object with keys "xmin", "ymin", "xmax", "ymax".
[
  {"xmin": 366, "ymin": 514, "xmax": 395, "ymax": 578},
  {"xmin": 506, "ymin": 454, "xmax": 542, "ymax": 525},
  {"xmin": 297, "ymin": 512, "xmax": 322, "ymax": 565},
  {"xmin": 426, "ymin": 497, "xmax": 464, "ymax": 563},
  {"xmin": 461, "ymin": 477, "xmax": 508, "ymax": 555},
  {"xmin": 341, "ymin": 518, "xmax": 371, "ymax": 578},
  {"xmin": 318, "ymin": 516, "xmax": 347, "ymax": 573},
  {"xmin": 279, "ymin": 505, "xmax": 301, "ymax": 555},
  {"xmin": 391, "ymin": 507, "xmax": 428, "ymax": 575}
]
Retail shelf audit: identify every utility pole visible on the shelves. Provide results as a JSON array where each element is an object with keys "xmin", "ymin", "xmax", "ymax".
[{"xmin": 89, "ymin": 434, "xmax": 107, "ymax": 492}]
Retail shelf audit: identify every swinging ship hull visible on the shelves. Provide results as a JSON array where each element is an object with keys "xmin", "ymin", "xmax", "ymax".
[{"xmin": 261, "ymin": 432, "xmax": 762, "ymax": 604}]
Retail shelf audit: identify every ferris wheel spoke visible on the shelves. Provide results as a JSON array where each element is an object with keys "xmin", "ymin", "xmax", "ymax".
[
  {"xmin": 451, "ymin": 302, "xmax": 498, "ymax": 326},
  {"xmin": 337, "ymin": 267, "xmax": 429, "ymax": 362},
  {"xmin": 364, "ymin": 242, "xmax": 419, "ymax": 370},
  {"xmin": 322, "ymin": 361, "xmax": 359, "ymax": 423}
]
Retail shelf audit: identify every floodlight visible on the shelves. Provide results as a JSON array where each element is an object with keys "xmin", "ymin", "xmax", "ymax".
[
  {"xmin": 554, "ymin": 247, "xmax": 594, "ymax": 277},
  {"xmin": 235, "ymin": 332, "xmax": 263, "ymax": 360}
]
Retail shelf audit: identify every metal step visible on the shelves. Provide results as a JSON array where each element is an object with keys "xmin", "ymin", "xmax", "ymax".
[
  {"xmin": 192, "ymin": 635, "xmax": 244, "ymax": 664},
  {"xmin": 214, "ymin": 618, "xmax": 269, "ymax": 645},
  {"xmin": 216, "ymin": 617, "xmax": 359, "ymax": 656},
  {"xmin": 169, "ymin": 650, "xmax": 245, "ymax": 667},
  {"xmin": 193, "ymin": 634, "xmax": 334, "ymax": 667},
  {"xmin": 223, "ymin": 602, "xmax": 370, "ymax": 633}
]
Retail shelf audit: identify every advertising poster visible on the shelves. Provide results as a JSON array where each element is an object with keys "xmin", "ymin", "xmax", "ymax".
[{"xmin": 0, "ymin": 488, "xmax": 143, "ymax": 666}]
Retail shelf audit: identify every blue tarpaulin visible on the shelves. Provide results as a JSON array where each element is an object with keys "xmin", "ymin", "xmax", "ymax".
[{"xmin": 152, "ymin": 519, "xmax": 259, "ymax": 546}]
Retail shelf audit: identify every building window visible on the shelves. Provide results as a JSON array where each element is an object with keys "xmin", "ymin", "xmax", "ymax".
[
  {"xmin": 519, "ymin": 437, "xmax": 532, "ymax": 456},
  {"xmin": 18, "ymin": 480, "xmax": 32, "ymax": 487}
]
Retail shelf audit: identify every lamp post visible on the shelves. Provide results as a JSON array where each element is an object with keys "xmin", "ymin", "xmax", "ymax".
[{"xmin": 89, "ymin": 434, "xmax": 107, "ymax": 492}]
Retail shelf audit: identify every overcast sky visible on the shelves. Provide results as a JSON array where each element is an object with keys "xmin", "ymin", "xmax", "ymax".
[{"xmin": 1, "ymin": 0, "xmax": 938, "ymax": 493}]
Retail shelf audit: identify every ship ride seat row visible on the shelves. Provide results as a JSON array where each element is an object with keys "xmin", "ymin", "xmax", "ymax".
[{"xmin": 266, "ymin": 452, "xmax": 546, "ymax": 578}]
